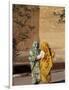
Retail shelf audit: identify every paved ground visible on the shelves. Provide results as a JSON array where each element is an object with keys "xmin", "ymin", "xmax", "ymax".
[
  {"xmin": 13, "ymin": 69, "xmax": 65, "ymax": 85},
  {"xmin": 13, "ymin": 61, "xmax": 65, "ymax": 85}
]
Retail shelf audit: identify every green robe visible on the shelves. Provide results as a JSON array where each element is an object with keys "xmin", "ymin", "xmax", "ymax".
[{"xmin": 29, "ymin": 41, "xmax": 40, "ymax": 84}]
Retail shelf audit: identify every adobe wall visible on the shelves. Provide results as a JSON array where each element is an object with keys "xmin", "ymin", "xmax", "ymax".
[{"xmin": 39, "ymin": 6, "xmax": 65, "ymax": 49}]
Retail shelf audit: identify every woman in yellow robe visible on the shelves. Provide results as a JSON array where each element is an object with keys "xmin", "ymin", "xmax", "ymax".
[{"xmin": 39, "ymin": 41, "xmax": 55, "ymax": 83}]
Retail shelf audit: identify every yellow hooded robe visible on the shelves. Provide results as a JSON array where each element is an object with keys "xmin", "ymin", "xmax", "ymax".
[{"xmin": 40, "ymin": 41, "xmax": 54, "ymax": 83}]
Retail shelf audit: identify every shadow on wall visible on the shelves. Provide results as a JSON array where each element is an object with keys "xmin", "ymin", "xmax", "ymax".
[{"xmin": 13, "ymin": 4, "xmax": 40, "ymax": 62}]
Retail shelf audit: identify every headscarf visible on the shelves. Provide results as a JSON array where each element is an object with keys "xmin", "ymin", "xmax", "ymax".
[
  {"xmin": 29, "ymin": 41, "xmax": 39, "ymax": 62},
  {"xmin": 32, "ymin": 41, "xmax": 39, "ymax": 50},
  {"xmin": 40, "ymin": 41, "xmax": 50, "ymax": 55},
  {"xmin": 41, "ymin": 41, "xmax": 55, "ymax": 58}
]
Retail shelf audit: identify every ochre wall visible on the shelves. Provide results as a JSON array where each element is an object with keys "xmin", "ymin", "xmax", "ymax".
[{"xmin": 39, "ymin": 6, "xmax": 65, "ymax": 49}]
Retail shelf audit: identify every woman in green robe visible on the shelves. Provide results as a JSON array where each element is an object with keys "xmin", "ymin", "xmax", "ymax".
[{"xmin": 29, "ymin": 41, "xmax": 40, "ymax": 84}]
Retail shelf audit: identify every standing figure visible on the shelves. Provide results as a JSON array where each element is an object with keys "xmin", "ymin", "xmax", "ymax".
[
  {"xmin": 29, "ymin": 41, "xmax": 40, "ymax": 84},
  {"xmin": 37, "ymin": 41, "xmax": 55, "ymax": 83}
]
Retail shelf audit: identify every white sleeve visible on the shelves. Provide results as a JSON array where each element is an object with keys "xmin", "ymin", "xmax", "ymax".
[{"xmin": 37, "ymin": 50, "xmax": 45, "ymax": 59}]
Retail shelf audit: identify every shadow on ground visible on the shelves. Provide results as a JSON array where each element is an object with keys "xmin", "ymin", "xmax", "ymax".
[{"xmin": 13, "ymin": 62, "xmax": 65, "ymax": 74}]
